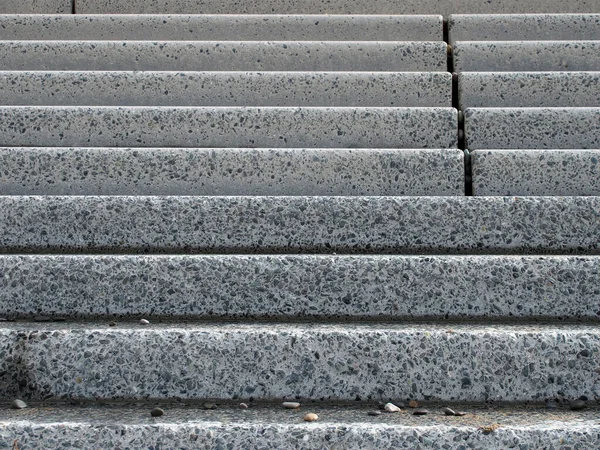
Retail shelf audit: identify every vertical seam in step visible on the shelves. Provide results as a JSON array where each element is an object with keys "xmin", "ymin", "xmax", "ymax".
[{"xmin": 71, "ymin": 0, "xmax": 76, "ymax": 14}]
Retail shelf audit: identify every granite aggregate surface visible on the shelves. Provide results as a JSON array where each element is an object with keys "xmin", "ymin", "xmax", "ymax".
[
  {"xmin": 0, "ymin": 106, "xmax": 458, "ymax": 149},
  {"xmin": 0, "ymin": 14, "xmax": 443, "ymax": 41},
  {"xmin": 453, "ymin": 41, "xmax": 600, "ymax": 72},
  {"xmin": 0, "ymin": 148, "xmax": 464, "ymax": 196},
  {"xmin": 1, "ymin": 196, "xmax": 600, "ymax": 254},
  {"xmin": 0, "ymin": 0, "xmax": 69, "ymax": 13},
  {"xmin": 464, "ymin": 108, "xmax": 600, "ymax": 149},
  {"xmin": 0, "ymin": 41, "xmax": 448, "ymax": 71},
  {"xmin": 0, "ymin": 322, "xmax": 598, "ymax": 401},
  {"xmin": 472, "ymin": 150, "xmax": 600, "ymax": 196},
  {"xmin": 0, "ymin": 71, "xmax": 452, "ymax": 107},
  {"xmin": 1, "ymin": 255, "xmax": 599, "ymax": 319},
  {"xmin": 458, "ymin": 72, "xmax": 600, "ymax": 108}
]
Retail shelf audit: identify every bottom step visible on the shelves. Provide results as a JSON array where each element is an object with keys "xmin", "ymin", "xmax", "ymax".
[{"xmin": 1, "ymin": 402, "xmax": 599, "ymax": 449}]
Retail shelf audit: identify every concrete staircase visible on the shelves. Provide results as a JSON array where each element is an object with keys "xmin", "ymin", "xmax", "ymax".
[{"xmin": 0, "ymin": 1, "xmax": 599, "ymax": 448}]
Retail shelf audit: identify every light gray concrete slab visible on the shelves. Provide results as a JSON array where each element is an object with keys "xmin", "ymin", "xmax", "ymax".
[
  {"xmin": 472, "ymin": 150, "xmax": 600, "ymax": 196},
  {"xmin": 0, "ymin": 14, "xmax": 442, "ymax": 41},
  {"xmin": 464, "ymin": 108, "xmax": 600, "ymax": 149},
  {"xmin": 0, "ymin": 0, "xmax": 70, "ymax": 13},
  {"xmin": 0, "ymin": 106, "xmax": 458, "ymax": 148},
  {"xmin": 1, "ymin": 255, "xmax": 598, "ymax": 319},
  {"xmin": 0, "ymin": 41, "xmax": 448, "ymax": 71},
  {"xmin": 0, "ymin": 148, "xmax": 464, "ymax": 196},
  {"xmin": 1, "ymin": 322, "xmax": 598, "ymax": 401},
  {"xmin": 453, "ymin": 41, "xmax": 600, "ymax": 72},
  {"xmin": 458, "ymin": 72, "xmax": 600, "ymax": 108},
  {"xmin": 0, "ymin": 196, "xmax": 599, "ymax": 254},
  {"xmin": 0, "ymin": 71, "xmax": 452, "ymax": 107},
  {"xmin": 449, "ymin": 14, "xmax": 600, "ymax": 42}
]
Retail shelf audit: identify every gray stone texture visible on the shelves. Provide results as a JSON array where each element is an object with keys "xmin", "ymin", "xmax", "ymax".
[
  {"xmin": 453, "ymin": 41, "xmax": 600, "ymax": 72},
  {"xmin": 0, "ymin": 0, "xmax": 70, "ymax": 13},
  {"xmin": 458, "ymin": 72, "xmax": 600, "ymax": 108},
  {"xmin": 0, "ymin": 71, "xmax": 452, "ymax": 107},
  {"xmin": 1, "ymin": 255, "xmax": 599, "ymax": 319},
  {"xmin": 464, "ymin": 108, "xmax": 600, "ymax": 149},
  {"xmin": 0, "ymin": 41, "xmax": 448, "ymax": 71},
  {"xmin": 0, "ymin": 14, "xmax": 442, "ymax": 41},
  {"xmin": 1, "ymin": 196, "xmax": 599, "ymax": 254},
  {"xmin": 0, "ymin": 106, "xmax": 458, "ymax": 149},
  {"xmin": 0, "ymin": 322, "xmax": 598, "ymax": 401},
  {"xmin": 472, "ymin": 150, "xmax": 600, "ymax": 196},
  {"xmin": 449, "ymin": 14, "xmax": 600, "ymax": 42},
  {"xmin": 0, "ymin": 148, "xmax": 464, "ymax": 196}
]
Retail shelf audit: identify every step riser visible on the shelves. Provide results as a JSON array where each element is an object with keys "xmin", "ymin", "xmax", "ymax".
[
  {"xmin": 0, "ymin": 107, "xmax": 458, "ymax": 148},
  {"xmin": 2, "ymin": 324, "xmax": 598, "ymax": 401},
  {"xmin": 0, "ymin": 41, "xmax": 448, "ymax": 71},
  {"xmin": 0, "ymin": 148, "xmax": 464, "ymax": 196},
  {"xmin": 454, "ymin": 41, "xmax": 600, "ymax": 72},
  {"xmin": 0, "ymin": 71, "xmax": 453, "ymax": 107},
  {"xmin": 0, "ymin": 0, "xmax": 70, "ymax": 13},
  {"xmin": 0, "ymin": 15, "xmax": 442, "ymax": 41},
  {"xmin": 464, "ymin": 108, "xmax": 600, "ymax": 150},
  {"xmin": 1, "ymin": 255, "xmax": 599, "ymax": 319},
  {"xmin": 1, "ymin": 197, "xmax": 599, "ymax": 254}
]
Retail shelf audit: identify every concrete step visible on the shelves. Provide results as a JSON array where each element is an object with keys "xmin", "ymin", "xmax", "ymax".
[
  {"xmin": 453, "ymin": 41, "xmax": 600, "ymax": 72},
  {"xmin": 449, "ymin": 14, "xmax": 600, "ymax": 43},
  {"xmin": 0, "ymin": 14, "xmax": 443, "ymax": 41},
  {"xmin": 0, "ymin": 106, "xmax": 458, "ymax": 148},
  {"xmin": 464, "ymin": 107, "xmax": 600, "ymax": 150},
  {"xmin": 472, "ymin": 150, "xmax": 600, "ymax": 196},
  {"xmin": 1, "ymin": 254, "xmax": 599, "ymax": 320},
  {"xmin": 458, "ymin": 72, "xmax": 600, "ymax": 108},
  {"xmin": 0, "ymin": 0, "xmax": 70, "ymax": 14},
  {"xmin": 0, "ymin": 196, "xmax": 599, "ymax": 254},
  {"xmin": 2, "ymin": 402, "xmax": 600, "ymax": 449},
  {"xmin": 0, "ymin": 41, "xmax": 448, "ymax": 71},
  {"xmin": 0, "ymin": 322, "xmax": 598, "ymax": 401},
  {"xmin": 0, "ymin": 71, "xmax": 453, "ymax": 107},
  {"xmin": 0, "ymin": 148, "xmax": 464, "ymax": 196}
]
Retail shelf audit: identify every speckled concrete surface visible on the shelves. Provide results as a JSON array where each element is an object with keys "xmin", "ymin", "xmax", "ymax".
[
  {"xmin": 449, "ymin": 14, "xmax": 600, "ymax": 42},
  {"xmin": 458, "ymin": 72, "xmax": 600, "ymax": 108},
  {"xmin": 0, "ymin": 0, "xmax": 69, "ymax": 13},
  {"xmin": 0, "ymin": 71, "xmax": 452, "ymax": 107},
  {"xmin": 0, "ymin": 106, "xmax": 458, "ymax": 148},
  {"xmin": 0, "ymin": 41, "xmax": 448, "ymax": 71},
  {"xmin": 0, "ymin": 322, "xmax": 598, "ymax": 401},
  {"xmin": 472, "ymin": 150, "xmax": 600, "ymax": 196},
  {"xmin": 1, "ymin": 254, "xmax": 599, "ymax": 319},
  {"xmin": 1, "ymin": 403, "xmax": 600, "ymax": 449},
  {"xmin": 464, "ymin": 108, "xmax": 600, "ymax": 150},
  {"xmin": 1, "ymin": 196, "xmax": 599, "ymax": 254},
  {"xmin": 0, "ymin": 14, "xmax": 443, "ymax": 41},
  {"xmin": 454, "ymin": 41, "xmax": 600, "ymax": 72},
  {"xmin": 0, "ymin": 148, "xmax": 464, "ymax": 196}
]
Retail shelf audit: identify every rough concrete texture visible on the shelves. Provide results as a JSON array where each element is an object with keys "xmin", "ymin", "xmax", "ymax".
[
  {"xmin": 0, "ymin": 148, "xmax": 464, "ymax": 196},
  {"xmin": 0, "ymin": 106, "xmax": 458, "ymax": 149},
  {"xmin": 1, "ymin": 196, "xmax": 599, "ymax": 254},
  {"xmin": 0, "ymin": 322, "xmax": 598, "ymax": 401},
  {"xmin": 1, "ymin": 254, "xmax": 599, "ymax": 319},
  {"xmin": 0, "ymin": 0, "xmax": 70, "ymax": 13},
  {"xmin": 453, "ymin": 41, "xmax": 600, "ymax": 72},
  {"xmin": 73, "ymin": 0, "xmax": 600, "ymax": 14},
  {"xmin": 472, "ymin": 150, "xmax": 600, "ymax": 196},
  {"xmin": 1, "ymin": 403, "xmax": 600, "ymax": 449},
  {"xmin": 464, "ymin": 108, "xmax": 600, "ymax": 149},
  {"xmin": 449, "ymin": 14, "xmax": 600, "ymax": 42},
  {"xmin": 0, "ymin": 71, "xmax": 453, "ymax": 107},
  {"xmin": 0, "ymin": 41, "xmax": 448, "ymax": 71},
  {"xmin": 0, "ymin": 14, "xmax": 442, "ymax": 41},
  {"xmin": 458, "ymin": 72, "xmax": 600, "ymax": 108}
]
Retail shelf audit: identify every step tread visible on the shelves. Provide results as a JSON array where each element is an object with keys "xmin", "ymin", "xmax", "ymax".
[{"xmin": 0, "ymin": 0, "xmax": 69, "ymax": 14}]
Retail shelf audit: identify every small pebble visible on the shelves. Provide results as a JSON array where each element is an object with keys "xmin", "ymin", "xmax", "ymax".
[
  {"xmin": 33, "ymin": 316, "xmax": 51, "ymax": 322},
  {"xmin": 303, "ymin": 413, "xmax": 318, "ymax": 422},
  {"xmin": 368, "ymin": 411, "xmax": 382, "ymax": 416},
  {"xmin": 239, "ymin": 403, "xmax": 248, "ymax": 409},
  {"xmin": 408, "ymin": 400, "xmax": 418, "ymax": 408},
  {"xmin": 109, "ymin": 321, "xmax": 117, "ymax": 327},
  {"xmin": 480, "ymin": 424, "xmax": 500, "ymax": 434},
  {"xmin": 570, "ymin": 399, "xmax": 586, "ymax": 411},
  {"xmin": 384, "ymin": 402, "xmax": 401, "ymax": 413},
  {"xmin": 202, "ymin": 403, "xmax": 217, "ymax": 410},
  {"xmin": 139, "ymin": 319, "xmax": 150, "ymax": 325},
  {"xmin": 283, "ymin": 402, "xmax": 301, "ymax": 409},
  {"xmin": 413, "ymin": 409, "xmax": 429, "ymax": 416},
  {"xmin": 546, "ymin": 400, "xmax": 559, "ymax": 409},
  {"xmin": 442, "ymin": 407, "xmax": 456, "ymax": 416},
  {"xmin": 454, "ymin": 411, "xmax": 467, "ymax": 416},
  {"xmin": 11, "ymin": 399, "xmax": 27, "ymax": 410},
  {"xmin": 150, "ymin": 408, "xmax": 164, "ymax": 417}
]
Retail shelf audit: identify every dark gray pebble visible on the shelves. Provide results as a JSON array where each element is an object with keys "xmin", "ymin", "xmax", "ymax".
[
  {"xmin": 202, "ymin": 403, "xmax": 217, "ymax": 410},
  {"xmin": 368, "ymin": 411, "xmax": 382, "ymax": 416},
  {"xmin": 109, "ymin": 321, "xmax": 117, "ymax": 327},
  {"xmin": 34, "ymin": 316, "xmax": 51, "ymax": 322},
  {"xmin": 454, "ymin": 411, "xmax": 467, "ymax": 416},
  {"xmin": 570, "ymin": 399, "xmax": 586, "ymax": 411},
  {"xmin": 11, "ymin": 399, "xmax": 27, "ymax": 409},
  {"xmin": 150, "ymin": 408, "xmax": 164, "ymax": 417},
  {"xmin": 413, "ymin": 409, "xmax": 429, "ymax": 416},
  {"xmin": 546, "ymin": 400, "xmax": 559, "ymax": 409},
  {"xmin": 442, "ymin": 407, "xmax": 456, "ymax": 416}
]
